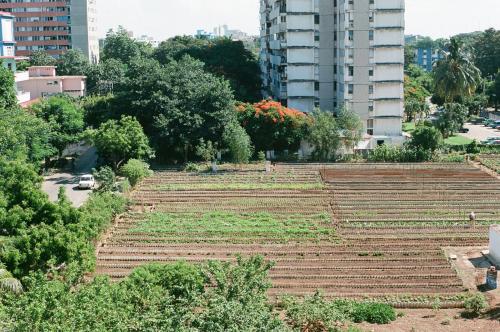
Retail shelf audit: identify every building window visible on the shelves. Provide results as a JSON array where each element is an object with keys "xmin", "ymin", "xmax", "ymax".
[
  {"xmin": 348, "ymin": 84, "xmax": 354, "ymax": 94},
  {"xmin": 369, "ymin": 30, "xmax": 374, "ymax": 41},
  {"xmin": 367, "ymin": 119, "xmax": 374, "ymax": 135},
  {"xmin": 369, "ymin": 85, "xmax": 373, "ymax": 94},
  {"xmin": 315, "ymin": 82, "xmax": 320, "ymax": 91},
  {"xmin": 349, "ymin": 66, "xmax": 354, "ymax": 76},
  {"xmin": 314, "ymin": 15, "xmax": 320, "ymax": 25},
  {"xmin": 348, "ymin": 30, "xmax": 354, "ymax": 41},
  {"xmin": 369, "ymin": 69, "xmax": 373, "ymax": 77}
]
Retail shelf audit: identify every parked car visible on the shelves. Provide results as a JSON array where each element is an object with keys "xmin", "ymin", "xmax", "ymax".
[
  {"xmin": 472, "ymin": 117, "xmax": 485, "ymax": 124},
  {"xmin": 481, "ymin": 137, "xmax": 500, "ymax": 144},
  {"xmin": 484, "ymin": 119, "xmax": 496, "ymax": 127},
  {"xmin": 459, "ymin": 127, "xmax": 470, "ymax": 133},
  {"xmin": 488, "ymin": 120, "xmax": 500, "ymax": 128},
  {"xmin": 485, "ymin": 140, "xmax": 500, "ymax": 146},
  {"xmin": 78, "ymin": 175, "xmax": 95, "ymax": 190}
]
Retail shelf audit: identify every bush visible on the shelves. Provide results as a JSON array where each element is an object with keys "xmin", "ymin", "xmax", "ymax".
[
  {"xmin": 93, "ymin": 166, "xmax": 117, "ymax": 192},
  {"xmin": 119, "ymin": 159, "xmax": 153, "ymax": 187},
  {"xmin": 184, "ymin": 162, "xmax": 202, "ymax": 172},
  {"xmin": 351, "ymin": 303, "xmax": 396, "ymax": 324},
  {"xmin": 223, "ymin": 122, "xmax": 253, "ymax": 164},
  {"xmin": 466, "ymin": 140, "xmax": 481, "ymax": 154},
  {"xmin": 463, "ymin": 293, "xmax": 488, "ymax": 315},
  {"xmin": 409, "ymin": 125, "xmax": 443, "ymax": 152},
  {"xmin": 257, "ymin": 151, "xmax": 266, "ymax": 162},
  {"xmin": 368, "ymin": 145, "xmax": 435, "ymax": 163},
  {"xmin": 1, "ymin": 192, "xmax": 127, "ymax": 279}
]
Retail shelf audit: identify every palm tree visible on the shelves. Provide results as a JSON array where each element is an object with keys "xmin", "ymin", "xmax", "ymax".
[
  {"xmin": 0, "ymin": 268, "xmax": 23, "ymax": 294},
  {"xmin": 433, "ymin": 38, "xmax": 482, "ymax": 103}
]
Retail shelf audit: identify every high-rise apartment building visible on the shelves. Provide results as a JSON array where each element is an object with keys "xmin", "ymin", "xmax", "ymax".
[
  {"xmin": 260, "ymin": 0, "xmax": 405, "ymax": 146},
  {"xmin": 0, "ymin": 0, "xmax": 99, "ymax": 63}
]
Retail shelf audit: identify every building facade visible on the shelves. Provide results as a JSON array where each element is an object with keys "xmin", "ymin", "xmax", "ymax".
[
  {"xmin": 0, "ymin": 0, "xmax": 99, "ymax": 62},
  {"xmin": 0, "ymin": 11, "xmax": 16, "ymax": 70},
  {"xmin": 15, "ymin": 65, "xmax": 86, "ymax": 106},
  {"xmin": 414, "ymin": 47, "xmax": 443, "ymax": 72},
  {"xmin": 260, "ymin": 0, "xmax": 405, "ymax": 146}
]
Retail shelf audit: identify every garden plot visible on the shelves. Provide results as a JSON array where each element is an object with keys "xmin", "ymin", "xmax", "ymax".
[
  {"xmin": 478, "ymin": 154, "xmax": 500, "ymax": 174},
  {"xmin": 96, "ymin": 163, "xmax": 500, "ymax": 305}
]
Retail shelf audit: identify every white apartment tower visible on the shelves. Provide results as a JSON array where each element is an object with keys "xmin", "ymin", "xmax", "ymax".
[{"xmin": 260, "ymin": 0, "xmax": 405, "ymax": 146}]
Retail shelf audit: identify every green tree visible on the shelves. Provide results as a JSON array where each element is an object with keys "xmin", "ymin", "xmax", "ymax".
[
  {"xmin": 307, "ymin": 109, "xmax": 341, "ymax": 161},
  {"xmin": 31, "ymin": 96, "xmax": 85, "ymax": 157},
  {"xmin": 90, "ymin": 116, "xmax": 153, "ymax": 169},
  {"xmin": 116, "ymin": 55, "xmax": 236, "ymax": 161},
  {"xmin": 487, "ymin": 72, "xmax": 500, "ymax": 111},
  {"xmin": 29, "ymin": 50, "xmax": 56, "ymax": 66},
  {"xmin": 196, "ymin": 139, "xmax": 218, "ymax": 163},
  {"xmin": 154, "ymin": 36, "xmax": 262, "ymax": 102},
  {"xmin": 0, "ymin": 158, "xmax": 54, "ymax": 235},
  {"xmin": 435, "ymin": 103, "xmax": 468, "ymax": 137},
  {"xmin": 93, "ymin": 166, "xmax": 117, "ymax": 192},
  {"xmin": 472, "ymin": 28, "xmax": 500, "ymax": 78},
  {"xmin": 102, "ymin": 27, "xmax": 152, "ymax": 64},
  {"xmin": 337, "ymin": 108, "xmax": 363, "ymax": 151},
  {"xmin": 0, "ymin": 107, "xmax": 54, "ymax": 164},
  {"xmin": 0, "ymin": 65, "xmax": 17, "ymax": 110},
  {"xmin": 56, "ymin": 49, "xmax": 90, "ymax": 76},
  {"xmin": 409, "ymin": 125, "xmax": 443, "ymax": 152},
  {"xmin": 86, "ymin": 58, "xmax": 126, "ymax": 95},
  {"xmin": 404, "ymin": 45, "xmax": 416, "ymax": 70},
  {"xmin": 433, "ymin": 38, "xmax": 482, "ymax": 102},
  {"xmin": 223, "ymin": 122, "xmax": 253, "ymax": 164}
]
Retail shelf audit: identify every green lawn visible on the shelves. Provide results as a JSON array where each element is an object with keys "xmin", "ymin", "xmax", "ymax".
[
  {"xmin": 444, "ymin": 135, "xmax": 473, "ymax": 146},
  {"xmin": 403, "ymin": 122, "xmax": 416, "ymax": 133}
]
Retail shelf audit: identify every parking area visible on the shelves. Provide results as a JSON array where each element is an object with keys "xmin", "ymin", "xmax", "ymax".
[{"xmin": 460, "ymin": 123, "xmax": 500, "ymax": 142}]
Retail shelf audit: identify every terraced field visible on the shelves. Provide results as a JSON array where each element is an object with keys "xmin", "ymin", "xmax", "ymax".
[
  {"xmin": 478, "ymin": 154, "xmax": 500, "ymax": 174},
  {"xmin": 96, "ymin": 163, "xmax": 500, "ymax": 304}
]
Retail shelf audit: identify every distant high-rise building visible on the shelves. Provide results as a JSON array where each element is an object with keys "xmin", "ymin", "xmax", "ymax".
[
  {"xmin": 260, "ymin": 0, "xmax": 405, "ymax": 147},
  {"xmin": 0, "ymin": 0, "xmax": 99, "ymax": 63}
]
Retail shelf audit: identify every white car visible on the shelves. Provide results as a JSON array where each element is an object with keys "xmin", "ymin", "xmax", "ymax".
[{"xmin": 78, "ymin": 175, "xmax": 95, "ymax": 190}]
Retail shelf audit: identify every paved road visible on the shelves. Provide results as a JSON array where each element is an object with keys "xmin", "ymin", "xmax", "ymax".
[
  {"xmin": 460, "ymin": 123, "xmax": 500, "ymax": 142},
  {"xmin": 42, "ymin": 147, "xmax": 98, "ymax": 207}
]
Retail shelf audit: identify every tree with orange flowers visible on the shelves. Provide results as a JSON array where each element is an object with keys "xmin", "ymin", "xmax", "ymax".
[{"xmin": 235, "ymin": 99, "xmax": 310, "ymax": 152}]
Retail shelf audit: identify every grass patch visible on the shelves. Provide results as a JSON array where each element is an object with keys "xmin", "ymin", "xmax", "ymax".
[
  {"xmin": 444, "ymin": 135, "xmax": 473, "ymax": 146},
  {"xmin": 156, "ymin": 182, "xmax": 324, "ymax": 191},
  {"xmin": 128, "ymin": 212, "xmax": 336, "ymax": 243},
  {"xmin": 403, "ymin": 122, "xmax": 416, "ymax": 133}
]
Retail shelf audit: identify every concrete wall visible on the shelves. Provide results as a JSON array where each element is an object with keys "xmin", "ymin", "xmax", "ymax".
[{"xmin": 490, "ymin": 225, "xmax": 500, "ymax": 264}]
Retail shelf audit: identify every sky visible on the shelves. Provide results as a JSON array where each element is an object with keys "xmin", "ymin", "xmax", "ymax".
[{"xmin": 97, "ymin": 0, "xmax": 500, "ymax": 41}]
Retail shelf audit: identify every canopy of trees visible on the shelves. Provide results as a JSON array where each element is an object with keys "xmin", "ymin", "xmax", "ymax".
[{"xmin": 154, "ymin": 36, "xmax": 261, "ymax": 102}]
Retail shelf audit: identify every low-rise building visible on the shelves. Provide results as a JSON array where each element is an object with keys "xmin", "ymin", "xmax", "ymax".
[{"xmin": 15, "ymin": 66, "xmax": 86, "ymax": 104}]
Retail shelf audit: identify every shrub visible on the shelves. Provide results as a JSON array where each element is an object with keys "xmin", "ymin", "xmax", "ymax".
[
  {"xmin": 223, "ymin": 122, "xmax": 253, "ymax": 164},
  {"xmin": 184, "ymin": 162, "xmax": 202, "ymax": 173},
  {"xmin": 409, "ymin": 125, "xmax": 443, "ymax": 152},
  {"xmin": 351, "ymin": 303, "xmax": 396, "ymax": 324},
  {"xmin": 466, "ymin": 140, "xmax": 480, "ymax": 154},
  {"xmin": 368, "ymin": 145, "xmax": 435, "ymax": 163},
  {"xmin": 93, "ymin": 166, "xmax": 117, "ymax": 192},
  {"xmin": 463, "ymin": 293, "xmax": 488, "ymax": 315},
  {"xmin": 119, "ymin": 159, "xmax": 153, "ymax": 187},
  {"xmin": 257, "ymin": 151, "xmax": 266, "ymax": 162}
]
